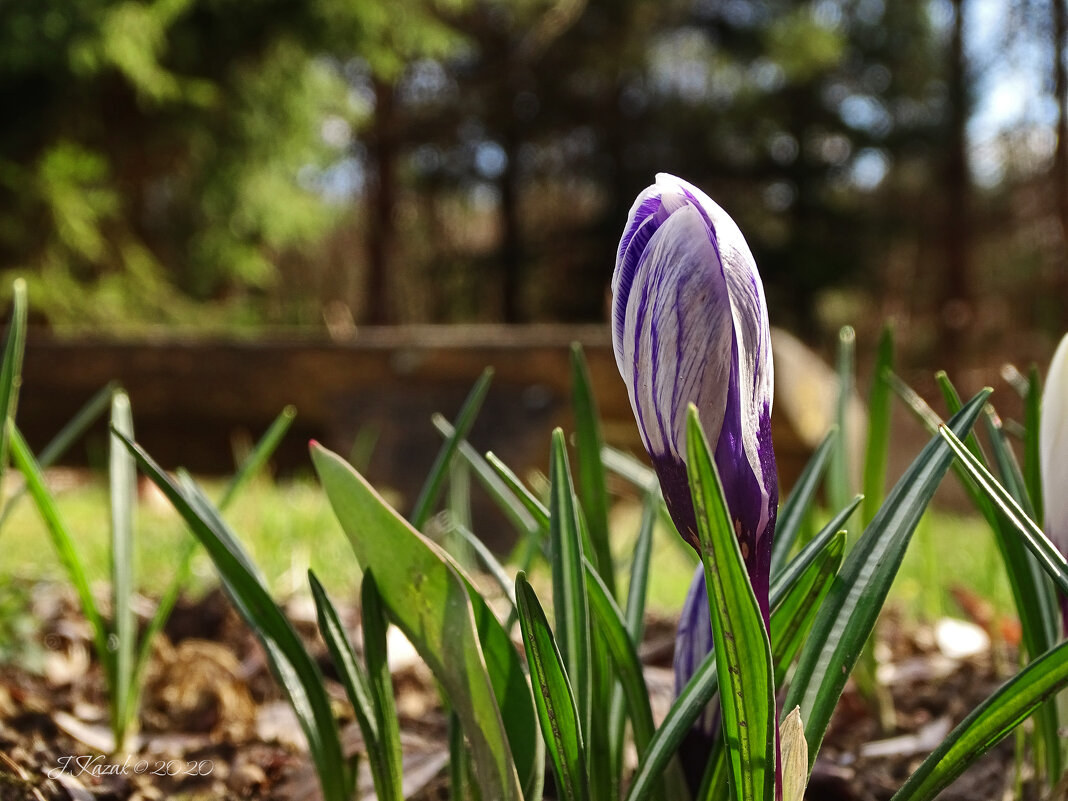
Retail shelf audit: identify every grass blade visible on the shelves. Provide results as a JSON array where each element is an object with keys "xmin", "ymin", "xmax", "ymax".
[
  {"xmin": 570, "ymin": 343, "xmax": 615, "ymax": 598},
  {"xmin": 516, "ymin": 573, "xmax": 589, "ymax": 801},
  {"xmin": 116, "ymin": 434, "xmax": 350, "ymax": 801},
  {"xmin": 770, "ymin": 429, "xmax": 837, "ymax": 577},
  {"xmin": 109, "ymin": 392, "xmax": 137, "ymax": 750},
  {"xmin": 891, "ymin": 637, "xmax": 1068, "ymax": 801},
  {"xmin": 311, "ymin": 443, "xmax": 529, "ymax": 801},
  {"xmin": 685, "ymin": 405, "xmax": 775, "ymax": 801},
  {"xmin": 862, "ymin": 327, "xmax": 893, "ymax": 526},
  {"xmin": 410, "ymin": 368, "xmax": 493, "ymax": 529},
  {"xmin": 783, "ymin": 389, "xmax": 990, "ymax": 763}
]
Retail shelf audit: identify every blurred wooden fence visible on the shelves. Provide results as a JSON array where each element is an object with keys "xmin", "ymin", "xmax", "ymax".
[{"xmin": 20, "ymin": 325, "xmax": 813, "ymax": 515}]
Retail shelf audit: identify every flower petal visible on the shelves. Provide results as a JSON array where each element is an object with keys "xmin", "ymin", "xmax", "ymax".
[{"xmin": 1041, "ymin": 332, "xmax": 1068, "ymax": 556}]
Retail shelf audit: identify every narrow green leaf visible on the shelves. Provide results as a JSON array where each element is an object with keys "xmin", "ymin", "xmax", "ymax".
[
  {"xmin": 891, "ymin": 637, "xmax": 1068, "ymax": 801},
  {"xmin": 625, "ymin": 493, "xmax": 657, "ymax": 645},
  {"xmin": 685, "ymin": 406, "xmax": 775, "ymax": 801},
  {"xmin": 770, "ymin": 497, "xmax": 858, "ymax": 612},
  {"xmin": 0, "ymin": 279, "xmax": 27, "ymax": 493},
  {"xmin": 410, "ymin": 368, "xmax": 493, "ymax": 529},
  {"xmin": 584, "ymin": 562, "xmax": 657, "ymax": 768},
  {"xmin": 624, "ymin": 651, "xmax": 716, "ymax": 801},
  {"xmin": 516, "ymin": 574, "xmax": 589, "ymax": 801},
  {"xmin": 128, "ymin": 404, "xmax": 299, "ymax": 719},
  {"xmin": 109, "ymin": 391, "xmax": 137, "ymax": 750},
  {"xmin": 486, "ymin": 450, "xmax": 552, "ymax": 533},
  {"xmin": 311, "ymin": 443, "xmax": 530, "ymax": 801},
  {"xmin": 938, "ymin": 425, "xmax": 1068, "ymax": 597},
  {"xmin": 309, "ymin": 571, "xmax": 401, "ymax": 801},
  {"xmin": 608, "ymin": 491, "xmax": 657, "ymax": 793},
  {"xmin": 829, "ymin": 325, "xmax": 855, "ymax": 516},
  {"xmin": 446, "ymin": 519, "xmax": 516, "ymax": 606},
  {"xmin": 1024, "ymin": 365, "xmax": 1044, "ymax": 526},
  {"xmin": 862, "ymin": 327, "xmax": 893, "ymax": 526},
  {"xmin": 218, "ymin": 404, "xmax": 296, "ymax": 510},
  {"xmin": 601, "ymin": 445, "xmax": 659, "ymax": 492},
  {"xmin": 361, "ymin": 572, "xmax": 405, "ymax": 799},
  {"xmin": 10, "ymin": 423, "xmax": 111, "ymax": 670},
  {"xmin": 432, "ymin": 415, "xmax": 540, "ymax": 540},
  {"xmin": 116, "ymin": 435, "xmax": 350, "ymax": 801},
  {"xmin": 548, "ymin": 429, "xmax": 593, "ymax": 740},
  {"xmin": 770, "ymin": 429, "xmax": 838, "ymax": 577},
  {"xmin": 784, "ymin": 389, "xmax": 991, "ymax": 762},
  {"xmin": 0, "ymin": 381, "xmax": 116, "ymax": 531},
  {"xmin": 771, "ymin": 531, "xmax": 845, "ymax": 685},
  {"xmin": 570, "ymin": 343, "xmax": 615, "ymax": 599}
]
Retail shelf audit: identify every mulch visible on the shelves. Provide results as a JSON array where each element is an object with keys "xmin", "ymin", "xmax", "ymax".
[{"xmin": 0, "ymin": 579, "xmax": 1054, "ymax": 801}]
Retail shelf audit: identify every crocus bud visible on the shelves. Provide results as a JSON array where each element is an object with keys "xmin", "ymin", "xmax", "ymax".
[
  {"xmin": 1040, "ymin": 331, "xmax": 1068, "ymax": 628},
  {"xmin": 612, "ymin": 174, "xmax": 778, "ymax": 617}
]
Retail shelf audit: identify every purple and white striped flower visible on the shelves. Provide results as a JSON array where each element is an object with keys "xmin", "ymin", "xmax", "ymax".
[
  {"xmin": 611, "ymin": 173, "xmax": 778, "ymax": 697},
  {"xmin": 1040, "ymin": 331, "xmax": 1068, "ymax": 629}
]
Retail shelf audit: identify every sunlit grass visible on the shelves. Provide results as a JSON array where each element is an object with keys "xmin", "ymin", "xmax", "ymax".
[{"xmin": 1, "ymin": 472, "xmax": 1014, "ymax": 626}]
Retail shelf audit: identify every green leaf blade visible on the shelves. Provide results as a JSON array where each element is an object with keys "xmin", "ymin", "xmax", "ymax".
[
  {"xmin": 685, "ymin": 406, "xmax": 775, "ymax": 801},
  {"xmin": 516, "ymin": 574, "xmax": 589, "ymax": 801},
  {"xmin": 784, "ymin": 389, "xmax": 991, "ymax": 763}
]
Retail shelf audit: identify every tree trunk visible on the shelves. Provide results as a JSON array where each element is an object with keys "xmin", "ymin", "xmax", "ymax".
[
  {"xmin": 941, "ymin": 0, "xmax": 971, "ymax": 368},
  {"xmin": 366, "ymin": 79, "xmax": 395, "ymax": 325},
  {"xmin": 1053, "ymin": 0, "xmax": 1068, "ymax": 300}
]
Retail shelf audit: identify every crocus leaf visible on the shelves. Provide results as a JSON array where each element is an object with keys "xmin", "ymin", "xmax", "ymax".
[
  {"xmin": 410, "ymin": 368, "xmax": 493, "ymax": 530},
  {"xmin": 309, "ymin": 571, "xmax": 401, "ymax": 801},
  {"xmin": 0, "ymin": 381, "xmax": 115, "ymax": 531},
  {"xmin": 1025, "ymin": 364, "xmax": 1044, "ymax": 526},
  {"xmin": 783, "ymin": 389, "xmax": 990, "ymax": 763},
  {"xmin": 685, "ymin": 405, "xmax": 775, "ymax": 801},
  {"xmin": 861, "ymin": 327, "xmax": 893, "ymax": 526},
  {"xmin": 109, "ymin": 391, "xmax": 137, "ymax": 750},
  {"xmin": 487, "ymin": 450, "xmax": 552, "ymax": 533},
  {"xmin": 360, "ymin": 572, "xmax": 405, "ymax": 800},
  {"xmin": 571, "ymin": 343, "xmax": 616, "ymax": 598},
  {"xmin": 938, "ymin": 425, "xmax": 1068, "ymax": 597},
  {"xmin": 623, "ymin": 651, "xmax": 716, "ymax": 801},
  {"xmin": 433, "ymin": 414, "xmax": 540, "ymax": 540},
  {"xmin": 0, "ymin": 279, "xmax": 26, "ymax": 493},
  {"xmin": 890, "ymin": 637, "xmax": 1068, "ymax": 801},
  {"xmin": 829, "ymin": 325, "xmax": 856, "ymax": 516},
  {"xmin": 10, "ymin": 424, "xmax": 111, "ymax": 674},
  {"xmin": 548, "ymin": 429, "xmax": 593, "ymax": 736},
  {"xmin": 516, "ymin": 573, "xmax": 589, "ymax": 801},
  {"xmin": 770, "ymin": 428, "xmax": 837, "ymax": 577},
  {"xmin": 311, "ymin": 443, "xmax": 531, "ymax": 801},
  {"xmin": 771, "ymin": 531, "xmax": 845, "ymax": 686},
  {"xmin": 116, "ymin": 435, "xmax": 351, "ymax": 801}
]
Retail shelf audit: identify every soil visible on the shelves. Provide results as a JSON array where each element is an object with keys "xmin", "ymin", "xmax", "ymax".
[{"xmin": 0, "ymin": 580, "xmax": 1057, "ymax": 801}]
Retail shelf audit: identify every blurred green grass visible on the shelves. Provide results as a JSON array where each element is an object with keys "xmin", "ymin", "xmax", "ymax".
[{"xmin": 0, "ymin": 473, "xmax": 1014, "ymax": 627}]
